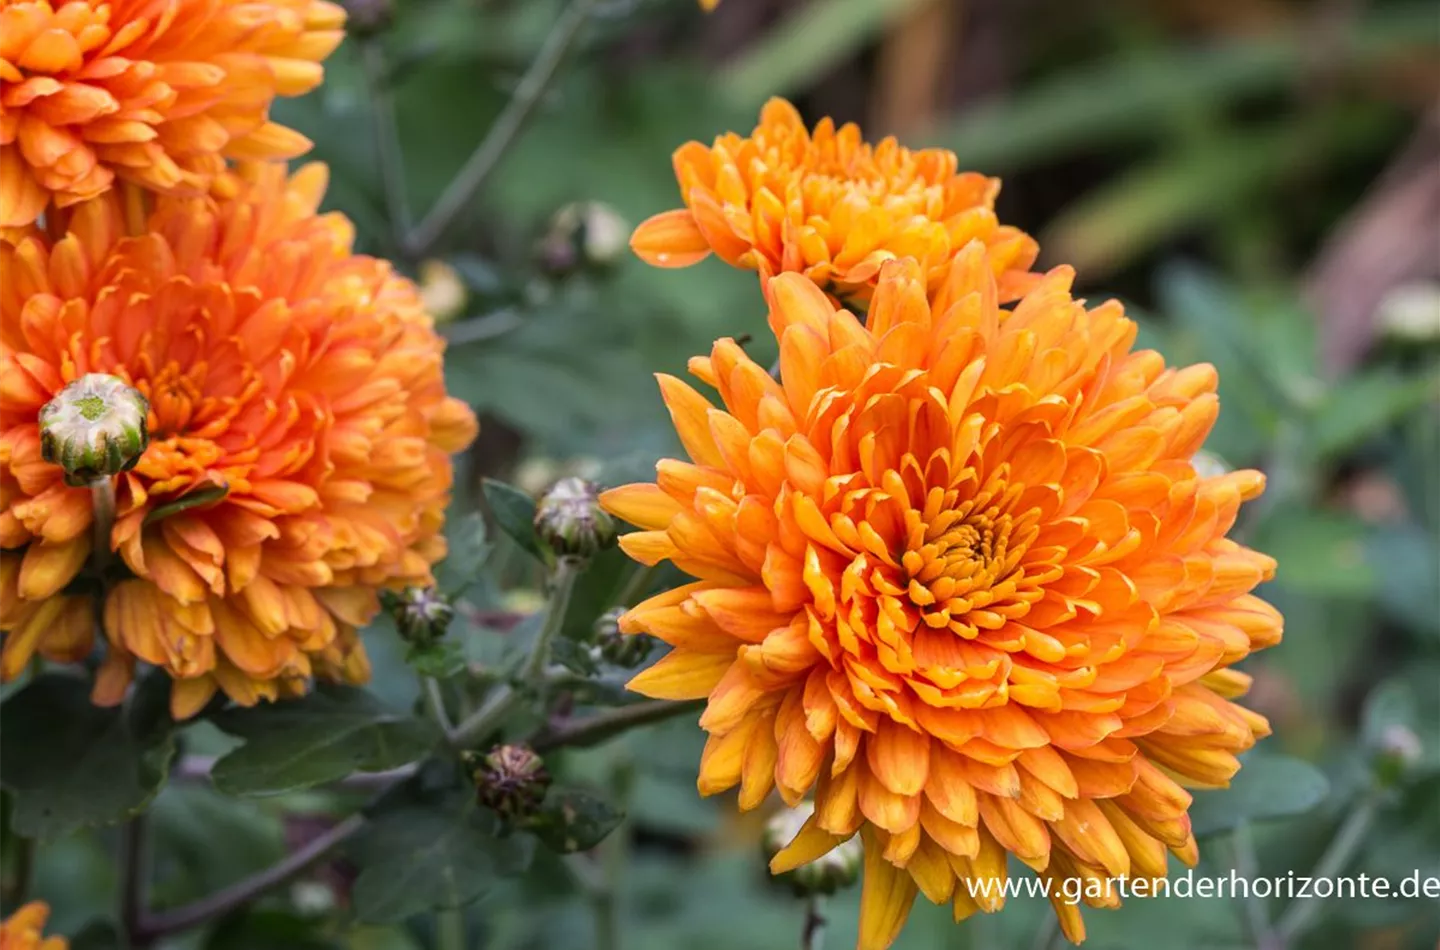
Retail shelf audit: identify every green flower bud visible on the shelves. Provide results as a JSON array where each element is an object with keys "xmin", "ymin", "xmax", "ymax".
[
  {"xmin": 1373, "ymin": 724, "xmax": 1423, "ymax": 788},
  {"xmin": 39, "ymin": 374, "xmax": 150, "ymax": 486},
  {"xmin": 763, "ymin": 802, "xmax": 862, "ymax": 896},
  {"xmin": 470, "ymin": 744, "xmax": 552, "ymax": 820},
  {"xmin": 534, "ymin": 477, "xmax": 615, "ymax": 561},
  {"xmin": 381, "ymin": 586, "xmax": 455, "ymax": 645},
  {"xmin": 593, "ymin": 607, "xmax": 652, "ymax": 668}
]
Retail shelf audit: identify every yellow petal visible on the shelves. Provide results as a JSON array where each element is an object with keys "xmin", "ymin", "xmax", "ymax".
[
  {"xmin": 769, "ymin": 812, "xmax": 846, "ymax": 874},
  {"xmin": 600, "ymin": 483, "xmax": 683, "ymax": 530},
  {"xmin": 630, "ymin": 208, "xmax": 712, "ymax": 268},
  {"xmin": 627, "ymin": 649, "xmax": 732, "ymax": 699},
  {"xmin": 857, "ymin": 829, "xmax": 920, "ymax": 950}
]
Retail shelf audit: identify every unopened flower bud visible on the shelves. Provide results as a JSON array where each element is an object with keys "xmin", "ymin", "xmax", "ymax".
[
  {"xmin": 343, "ymin": 0, "xmax": 392, "ymax": 35},
  {"xmin": 418, "ymin": 259, "xmax": 467, "ymax": 324},
  {"xmin": 1378, "ymin": 282, "xmax": 1440, "ymax": 343},
  {"xmin": 1373, "ymin": 724, "xmax": 1423, "ymax": 787},
  {"xmin": 537, "ymin": 202, "xmax": 630, "ymax": 275},
  {"xmin": 535, "ymin": 477, "xmax": 615, "ymax": 560},
  {"xmin": 593, "ymin": 607, "xmax": 651, "ymax": 668},
  {"xmin": 470, "ymin": 744, "xmax": 551, "ymax": 820},
  {"xmin": 381, "ymin": 586, "xmax": 454, "ymax": 645},
  {"xmin": 763, "ymin": 802, "xmax": 862, "ymax": 896},
  {"xmin": 39, "ymin": 374, "xmax": 149, "ymax": 486}
]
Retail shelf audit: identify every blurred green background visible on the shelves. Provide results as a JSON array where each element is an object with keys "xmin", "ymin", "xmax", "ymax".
[{"xmin": 7, "ymin": 0, "xmax": 1440, "ymax": 948}]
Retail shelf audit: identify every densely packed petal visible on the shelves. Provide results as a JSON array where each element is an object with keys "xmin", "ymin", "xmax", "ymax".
[
  {"xmin": 629, "ymin": 98, "xmax": 1039, "ymax": 303},
  {"xmin": 0, "ymin": 0, "xmax": 346, "ymax": 227},
  {"xmin": 0, "ymin": 162, "xmax": 478, "ymax": 718},
  {"xmin": 602, "ymin": 250, "xmax": 1281, "ymax": 947}
]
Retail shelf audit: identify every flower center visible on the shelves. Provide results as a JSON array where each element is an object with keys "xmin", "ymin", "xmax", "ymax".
[{"xmin": 900, "ymin": 486, "xmax": 1027, "ymax": 634}]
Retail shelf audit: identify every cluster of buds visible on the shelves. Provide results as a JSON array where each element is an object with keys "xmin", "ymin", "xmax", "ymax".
[
  {"xmin": 535, "ymin": 202, "xmax": 629, "ymax": 276},
  {"xmin": 468, "ymin": 744, "xmax": 552, "ymax": 821},
  {"xmin": 591, "ymin": 607, "xmax": 652, "ymax": 668},
  {"xmin": 762, "ymin": 802, "xmax": 862, "ymax": 896},
  {"xmin": 380, "ymin": 586, "xmax": 456, "ymax": 646},
  {"xmin": 38, "ymin": 374, "xmax": 150, "ymax": 486},
  {"xmin": 534, "ymin": 477, "xmax": 616, "ymax": 561}
]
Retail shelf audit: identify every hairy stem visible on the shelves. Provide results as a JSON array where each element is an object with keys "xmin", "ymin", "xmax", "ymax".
[
  {"xmin": 402, "ymin": 0, "xmax": 599, "ymax": 255},
  {"xmin": 448, "ymin": 557, "xmax": 581, "ymax": 749},
  {"xmin": 424, "ymin": 676, "xmax": 454, "ymax": 733}
]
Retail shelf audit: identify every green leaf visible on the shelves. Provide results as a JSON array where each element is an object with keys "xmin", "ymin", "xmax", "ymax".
[
  {"xmin": 0, "ymin": 673, "xmax": 176, "ymax": 839},
  {"xmin": 406, "ymin": 640, "xmax": 468, "ymax": 679},
  {"xmin": 481, "ymin": 478, "xmax": 547, "ymax": 562},
  {"xmin": 719, "ymin": 0, "xmax": 933, "ymax": 106},
  {"xmin": 350, "ymin": 795, "xmax": 535, "ymax": 921},
  {"xmin": 143, "ymin": 481, "xmax": 229, "ymax": 525},
  {"xmin": 1310, "ymin": 370, "xmax": 1440, "ymax": 460},
  {"xmin": 210, "ymin": 686, "xmax": 439, "ymax": 797},
  {"xmin": 1251, "ymin": 509, "xmax": 1375, "ymax": 599},
  {"xmin": 1189, "ymin": 754, "xmax": 1330, "ymax": 838},
  {"xmin": 434, "ymin": 512, "xmax": 489, "ymax": 594},
  {"xmin": 1366, "ymin": 526, "xmax": 1440, "ymax": 640},
  {"xmin": 524, "ymin": 788, "xmax": 624, "ymax": 854},
  {"xmin": 933, "ymin": 5, "xmax": 1438, "ymax": 172},
  {"xmin": 70, "ymin": 921, "xmax": 123, "ymax": 950}
]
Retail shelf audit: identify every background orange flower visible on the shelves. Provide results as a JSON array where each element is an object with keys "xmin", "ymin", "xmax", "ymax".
[
  {"xmin": 0, "ymin": 901, "xmax": 66, "ymax": 950},
  {"xmin": 0, "ymin": 162, "xmax": 477, "ymax": 718},
  {"xmin": 602, "ymin": 251, "xmax": 1281, "ymax": 948},
  {"xmin": 0, "ymin": 0, "xmax": 346, "ymax": 228},
  {"xmin": 629, "ymin": 98, "xmax": 1039, "ymax": 303}
]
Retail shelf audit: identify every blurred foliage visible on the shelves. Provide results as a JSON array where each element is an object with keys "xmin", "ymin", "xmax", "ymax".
[{"xmin": 3, "ymin": 1, "xmax": 1438, "ymax": 949}]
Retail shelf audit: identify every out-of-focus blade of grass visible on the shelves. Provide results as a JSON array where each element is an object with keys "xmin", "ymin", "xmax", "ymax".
[
  {"xmin": 718, "ymin": 0, "xmax": 934, "ymax": 107},
  {"xmin": 934, "ymin": 3, "xmax": 1438, "ymax": 171},
  {"xmin": 1041, "ymin": 109, "xmax": 1396, "ymax": 278}
]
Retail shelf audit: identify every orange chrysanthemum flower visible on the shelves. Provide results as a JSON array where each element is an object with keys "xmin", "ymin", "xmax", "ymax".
[
  {"xmin": 0, "ymin": 901, "xmax": 66, "ymax": 950},
  {"xmin": 0, "ymin": 162, "xmax": 478, "ymax": 718},
  {"xmin": 629, "ymin": 98, "xmax": 1039, "ymax": 303},
  {"xmin": 602, "ymin": 251, "xmax": 1282, "ymax": 948},
  {"xmin": 0, "ymin": 0, "xmax": 346, "ymax": 228}
]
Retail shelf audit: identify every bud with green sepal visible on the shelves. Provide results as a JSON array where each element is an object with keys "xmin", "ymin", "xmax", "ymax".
[
  {"xmin": 381, "ymin": 586, "xmax": 455, "ymax": 646},
  {"xmin": 534, "ymin": 477, "xmax": 615, "ymax": 562},
  {"xmin": 469, "ymin": 744, "xmax": 552, "ymax": 821},
  {"xmin": 763, "ymin": 802, "xmax": 862, "ymax": 897},
  {"xmin": 536, "ymin": 201, "xmax": 629, "ymax": 276},
  {"xmin": 593, "ymin": 607, "xmax": 652, "ymax": 668},
  {"xmin": 39, "ymin": 374, "xmax": 150, "ymax": 486},
  {"xmin": 1372, "ymin": 723, "xmax": 1423, "ymax": 788}
]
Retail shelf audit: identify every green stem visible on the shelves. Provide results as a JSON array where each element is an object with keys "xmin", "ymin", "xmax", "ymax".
[
  {"xmin": 533, "ymin": 699, "xmax": 703, "ymax": 752},
  {"xmin": 1, "ymin": 834, "xmax": 34, "ymax": 910},
  {"xmin": 436, "ymin": 907, "xmax": 466, "ymax": 950},
  {"xmin": 135, "ymin": 813, "xmax": 366, "ymax": 940},
  {"xmin": 359, "ymin": 36, "xmax": 413, "ymax": 245},
  {"xmin": 120, "ymin": 814, "xmax": 152, "ymax": 948},
  {"xmin": 448, "ymin": 558, "xmax": 581, "ymax": 749},
  {"xmin": 90, "ymin": 476, "xmax": 115, "ymax": 571},
  {"xmin": 612, "ymin": 564, "xmax": 656, "ymax": 610},
  {"xmin": 424, "ymin": 677, "xmax": 454, "ymax": 733},
  {"xmin": 402, "ymin": 0, "xmax": 599, "ymax": 256},
  {"xmin": 801, "ymin": 895, "xmax": 826, "ymax": 950},
  {"xmin": 1231, "ymin": 821, "xmax": 1280, "ymax": 950},
  {"xmin": 520, "ymin": 557, "xmax": 579, "ymax": 683},
  {"xmin": 1274, "ymin": 788, "xmax": 1383, "ymax": 942}
]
